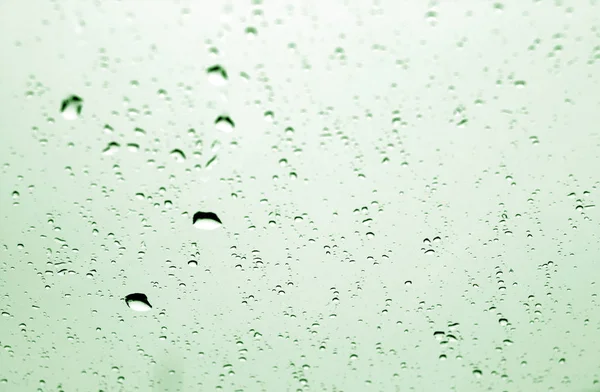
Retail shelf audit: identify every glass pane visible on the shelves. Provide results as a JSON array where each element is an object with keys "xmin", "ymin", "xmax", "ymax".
[{"xmin": 1, "ymin": 1, "xmax": 599, "ymax": 391}]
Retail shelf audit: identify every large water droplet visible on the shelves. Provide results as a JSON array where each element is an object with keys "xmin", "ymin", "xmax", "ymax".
[
  {"xmin": 170, "ymin": 149, "xmax": 186, "ymax": 162},
  {"xmin": 125, "ymin": 293, "xmax": 152, "ymax": 311},
  {"xmin": 215, "ymin": 116, "xmax": 235, "ymax": 133},
  {"xmin": 207, "ymin": 65, "xmax": 228, "ymax": 86},
  {"xmin": 60, "ymin": 95, "xmax": 83, "ymax": 120},
  {"xmin": 102, "ymin": 142, "xmax": 120, "ymax": 155},
  {"xmin": 193, "ymin": 211, "xmax": 222, "ymax": 230}
]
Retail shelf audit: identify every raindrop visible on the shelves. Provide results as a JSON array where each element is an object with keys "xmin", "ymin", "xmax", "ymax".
[
  {"xmin": 170, "ymin": 149, "xmax": 186, "ymax": 162},
  {"xmin": 215, "ymin": 115, "xmax": 235, "ymax": 133},
  {"xmin": 433, "ymin": 331, "xmax": 445, "ymax": 340},
  {"xmin": 193, "ymin": 211, "xmax": 223, "ymax": 230},
  {"xmin": 188, "ymin": 260, "xmax": 198, "ymax": 267},
  {"xmin": 206, "ymin": 65, "xmax": 228, "ymax": 86},
  {"xmin": 60, "ymin": 95, "xmax": 83, "ymax": 120},
  {"xmin": 127, "ymin": 143, "xmax": 140, "ymax": 152},
  {"xmin": 102, "ymin": 142, "xmax": 120, "ymax": 155},
  {"xmin": 124, "ymin": 293, "xmax": 152, "ymax": 312},
  {"xmin": 472, "ymin": 369, "xmax": 482, "ymax": 378},
  {"xmin": 245, "ymin": 26, "xmax": 257, "ymax": 39}
]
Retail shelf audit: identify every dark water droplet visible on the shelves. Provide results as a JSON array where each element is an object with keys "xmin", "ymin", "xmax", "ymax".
[
  {"xmin": 60, "ymin": 95, "xmax": 83, "ymax": 120},
  {"xmin": 193, "ymin": 211, "xmax": 222, "ymax": 230},
  {"xmin": 215, "ymin": 115, "xmax": 235, "ymax": 133},
  {"xmin": 170, "ymin": 149, "xmax": 186, "ymax": 162},
  {"xmin": 125, "ymin": 293, "xmax": 152, "ymax": 311},
  {"xmin": 207, "ymin": 65, "xmax": 228, "ymax": 86}
]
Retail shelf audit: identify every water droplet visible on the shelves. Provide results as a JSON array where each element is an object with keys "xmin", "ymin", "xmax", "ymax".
[
  {"xmin": 245, "ymin": 26, "xmax": 258, "ymax": 39},
  {"xmin": 349, "ymin": 354, "xmax": 358, "ymax": 361},
  {"xmin": 127, "ymin": 143, "xmax": 140, "ymax": 152},
  {"xmin": 514, "ymin": 80, "xmax": 526, "ymax": 88},
  {"xmin": 188, "ymin": 260, "xmax": 198, "ymax": 267},
  {"xmin": 405, "ymin": 280, "xmax": 412, "ymax": 286},
  {"xmin": 472, "ymin": 369, "xmax": 482, "ymax": 378},
  {"xmin": 366, "ymin": 232, "xmax": 375, "ymax": 239},
  {"xmin": 215, "ymin": 115, "xmax": 235, "ymax": 133},
  {"xmin": 102, "ymin": 142, "xmax": 121, "ymax": 155},
  {"xmin": 433, "ymin": 331, "xmax": 445, "ymax": 340},
  {"xmin": 60, "ymin": 95, "xmax": 83, "ymax": 120},
  {"xmin": 170, "ymin": 149, "xmax": 186, "ymax": 162},
  {"xmin": 207, "ymin": 65, "xmax": 228, "ymax": 86},
  {"xmin": 193, "ymin": 211, "xmax": 222, "ymax": 230},
  {"xmin": 124, "ymin": 293, "xmax": 152, "ymax": 312},
  {"xmin": 264, "ymin": 111, "xmax": 274, "ymax": 122},
  {"xmin": 425, "ymin": 10, "xmax": 438, "ymax": 25},
  {"xmin": 499, "ymin": 318, "xmax": 508, "ymax": 326},
  {"xmin": 424, "ymin": 249, "xmax": 435, "ymax": 255}
]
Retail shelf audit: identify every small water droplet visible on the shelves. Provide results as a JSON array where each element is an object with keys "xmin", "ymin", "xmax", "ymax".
[
  {"xmin": 514, "ymin": 80, "xmax": 526, "ymax": 88},
  {"xmin": 207, "ymin": 65, "xmax": 228, "ymax": 86},
  {"xmin": 215, "ymin": 115, "xmax": 235, "ymax": 133},
  {"xmin": 188, "ymin": 260, "xmax": 198, "ymax": 267},
  {"xmin": 472, "ymin": 369, "xmax": 482, "ymax": 378},
  {"xmin": 245, "ymin": 26, "xmax": 258, "ymax": 39},
  {"xmin": 127, "ymin": 143, "xmax": 139, "ymax": 152},
  {"xmin": 405, "ymin": 280, "xmax": 412, "ymax": 286},
  {"xmin": 124, "ymin": 293, "xmax": 152, "ymax": 312},
  {"xmin": 60, "ymin": 95, "xmax": 83, "ymax": 120},
  {"xmin": 499, "ymin": 318, "xmax": 508, "ymax": 326},
  {"xmin": 193, "ymin": 211, "xmax": 222, "ymax": 230}
]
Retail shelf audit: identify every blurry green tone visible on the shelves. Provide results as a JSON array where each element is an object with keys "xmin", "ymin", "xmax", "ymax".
[{"xmin": 1, "ymin": 0, "xmax": 599, "ymax": 391}]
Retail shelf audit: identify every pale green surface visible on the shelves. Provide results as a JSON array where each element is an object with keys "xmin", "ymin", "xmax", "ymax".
[{"xmin": 1, "ymin": 1, "xmax": 599, "ymax": 391}]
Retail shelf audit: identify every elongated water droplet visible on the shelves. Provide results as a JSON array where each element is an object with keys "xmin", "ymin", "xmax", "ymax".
[
  {"xmin": 60, "ymin": 95, "xmax": 83, "ymax": 120},
  {"xmin": 125, "ymin": 293, "xmax": 152, "ymax": 311},
  {"xmin": 193, "ymin": 211, "xmax": 222, "ymax": 230},
  {"xmin": 215, "ymin": 116, "xmax": 235, "ymax": 133}
]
